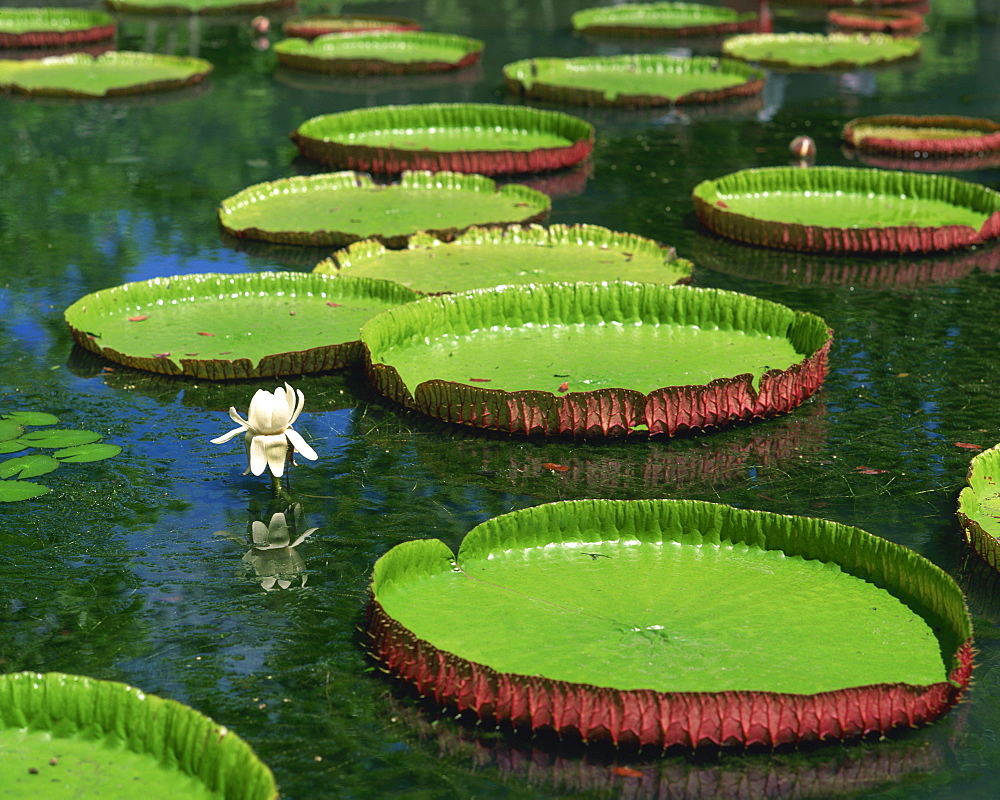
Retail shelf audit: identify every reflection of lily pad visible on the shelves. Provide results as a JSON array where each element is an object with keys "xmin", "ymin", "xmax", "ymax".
[
  {"xmin": 827, "ymin": 8, "xmax": 925, "ymax": 35},
  {"xmin": 274, "ymin": 31, "xmax": 483, "ymax": 75},
  {"xmin": 360, "ymin": 282, "xmax": 831, "ymax": 438},
  {"xmin": 503, "ymin": 54, "xmax": 764, "ymax": 107},
  {"xmin": 291, "ymin": 103, "xmax": 594, "ymax": 175},
  {"xmin": 64, "ymin": 272, "xmax": 419, "ymax": 379},
  {"xmin": 843, "ymin": 115, "xmax": 1000, "ymax": 161},
  {"xmin": 0, "ymin": 51, "xmax": 212, "ymax": 98},
  {"xmin": 366, "ymin": 498, "xmax": 973, "ymax": 748},
  {"xmin": 283, "ymin": 14, "xmax": 421, "ymax": 39},
  {"xmin": 0, "ymin": 672, "xmax": 277, "ymax": 798},
  {"xmin": 572, "ymin": 2, "xmax": 757, "ymax": 36},
  {"xmin": 958, "ymin": 444, "xmax": 1000, "ymax": 571},
  {"xmin": 692, "ymin": 167, "xmax": 1000, "ymax": 254},
  {"xmin": 105, "ymin": 0, "xmax": 293, "ymax": 15},
  {"xmin": 0, "ymin": 8, "xmax": 115, "ymax": 48},
  {"xmin": 722, "ymin": 32, "xmax": 920, "ymax": 70},
  {"xmin": 314, "ymin": 224, "xmax": 693, "ymax": 294},
  {"xmin": 219, "ymin": 171, "xmax": 550, "ymax": 248}
]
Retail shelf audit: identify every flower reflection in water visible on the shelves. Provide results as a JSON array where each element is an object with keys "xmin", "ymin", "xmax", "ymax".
[{"xmin": 219, "ymin": 503, "xmax": 317, "ymax": 591}]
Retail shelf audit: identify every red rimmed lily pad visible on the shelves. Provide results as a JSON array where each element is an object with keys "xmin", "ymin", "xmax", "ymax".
[
  {"xmin": 365, "ymin": 498, "xmax": 973, "ymax": 748},
  {"xmin": 1, "ymin": 672, "xmax": 277, "ymax": 798},
  {"xmin": 63, "ymin": 272, "xmax": 419, "ymax": 379},
  {"xmin": 290, "ymin": 103, "xmax": 594, "ymax": 176},
  {"xmin": 274, "ymin": 31, "xmax": 483, "ymax": 75},
  {"xmin": 827, "ymin": 8, "xmax": 925, "ymax": 35},
  {"xmin": 0, "ymin": 51, "xmax": 211, "ymax": 97},
  {"xmin": 313, "ymin": 224, "xmax": 693, "ymax": 294},
  {"xmin": 282, "ymin": 14, "xmax": 421, "ymax": 39},
  {"xmin": 105, "ymin": 0, "xmax": 292, "ymax": 15},
  {"xmin": 503, "ymin": 54, "xmax": 764, "ymax": 108},
  {"xmin": 0, "ymin": 8, "xmax": 116, "ymax": 48},
  {"xmin": 722, "ymin": 32, "xmax": 920, "ymax": 70},
  {"xmin": 692, "ymin": 166, "xmax": 1000, "ymax": 254},
  {"xmin": 843, "ymin": 115, "xmax": 1000, "ymax": 162},
  {"xmin": 360, "ymin": 281, "xmax": 831, "ymax": 438},
  {"xmin": 571, "ymin": 2, "xmax": 757, "ymax": 36},
  {"xmin": 218, "ymin": 171, "xmax": 550, "ymax": 249},
  {"xmin": 958, "ymin": 444, "xmax": 1000, "ymax": 571}
]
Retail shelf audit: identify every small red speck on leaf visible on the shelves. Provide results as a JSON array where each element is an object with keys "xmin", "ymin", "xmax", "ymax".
[
  {"xmin": 855, "ymin": 466, "xmax": 888, "ymax": 475},
  {"xmin": 184, "ymin": 353, "xmax": 198, "ymax": 356},
  {"xmin": 955, "ymin": 442, "xmax": 984, "ymax": 450},
  {"xmin": 469, "ymin": 378, "xmax": 491, "ymax": 383},
  {"xmin": 716, "ymin": 200, "xmax": 728, "ymax": 209},
  {"xmin": 541, "ymin": 462, "xmax": 570, "ymax": 472},
  {"xmin": 153, "ymin": 353, "xmax": 170, "ymax": 358},
  {"xmin": 326, "ymin": 302, "xmax": 342, "ymax": 307},
  {"xmin": 558, "ymin": 382, "xmax": 570, "ymax": 392},
  {"xmin": 612, "ymin": 767, "xmax": 644, "ymax": 778},
  {"xmin": 102, "ymin": 367, "xmax": 114, "ymax": 372},
  {"xmin": 128, "ymin": 315, "xmax": 149, "ymax": 322},
  {"xmin": 197, "ymin": 331, "xmax": 215, "ymax": 336}
]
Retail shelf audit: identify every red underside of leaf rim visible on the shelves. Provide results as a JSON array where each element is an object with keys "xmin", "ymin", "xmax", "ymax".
[
  {"xmin": 0, "ymin": 24, "xmax": 116, "ymax": 48},
  {"xmin": 365, "ymin": 600, "xmax": 973, "ymax": 749},
  {"xmin": 843, "ymin": 115, "xmax": 1000, "ymax": 158},
  {"xmin": 827, "ymin": 9, "xmax": 925, "ymax": 34},
  {"xmin": 574, "ymin": 17, "xmax": 758, "ymax": 38},
  {"xmin": 276, "ymin": 50, "xmax": 481, "ymax": 76},
  {"xmin": 283, "ymin": 16, "xmax": 422, "ymax": 40}
]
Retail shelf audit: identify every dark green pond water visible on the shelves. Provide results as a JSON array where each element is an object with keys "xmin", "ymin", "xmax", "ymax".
[{"xmin": 2, "ymin": 0, "xmax": 1000, "ymax": 797}]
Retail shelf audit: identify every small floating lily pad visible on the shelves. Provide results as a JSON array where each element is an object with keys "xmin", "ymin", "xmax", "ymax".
[
  {"xmin": 291, "ymin": 103, "xmax": 594, "ymax": 176},
  {"xmin": 843, "ymin": 115, "xmax": 1000, "ymax": 162},
  {"xmin": 274, "ymin": 31, "xmax": 483, "ymax": 75},
  {"xmin": 105, "ymin": 0, "xmax": 292, "ymax": 15},
  {"xmin": 314, "ymin": 224, "xmax": 693, "ymax": 294},
  {"xmin": 722, "ymin": 32, "xmax": 920, "ymax": 70},
  {"xmin": 827, "ymin": 8, "xmax": 925, "ymax": 35},
  {"xmin": 219, "ymin": 171, "xmax": 550, "ymax": 248},
  {"xmin": 283, "ymin": 14, "xmax": 421, "ymax": 39},
  {"xmin": 64, "ymin": 272, "xmax": 420, "ymax": 379},
  {"xmin": 572, "ymin": 2, "xmax": 757, "ymax": 36},
  {"xmin": 503, "ymin": 54, "xmax": 763, "ymax": 107},
  {"xmin": 366, "ymin": 498, "xmax": 973, "ymax": 748},
  {"xmin": 0, "ymin": 51, "xmax": 212, "ymax": 97},
  {"xmin": 958, "ymin": 444, "xmax": 1000, "ymax": 571},
  {"xmin": 0, "ymin": 8, "xmax": 116, "ymax": 48},
  {"xmin": 692, "ymin": 166, "xmax": 1000, "ymax": 254},
  {"xmin": 360, "ymin": 281, "xmax": 831, "ymax": 438},
  {"xmin": 0, "ymin": 672, "xmax": 277, "ymax": 798}
]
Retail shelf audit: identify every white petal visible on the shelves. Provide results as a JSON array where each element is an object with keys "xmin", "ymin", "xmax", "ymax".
[
  {"xmin": 210, "ymin": 425, "xmax": 245, "ymax": 445},
  {"xmin": 247, "ymin": 433, "xmax": 268, "ymax": 475},
  {"xmin": 284, "ymin": 428, "xmax": 317, "ymax": 462},
  {"xmin": 228, "ymin": 406, "xmax": 250, "ymax": 429},
  {"xmin": 260, "ymin": 433, "xmax": 290, "ymax": 477},
  {"xmin": 250, "ymin": 520, "xmax": 269, "ymax": 546},
  {"xmin": 287, "ymin": 386, "xmax": 305, "ymax": 426},
  {"xmin": 248, "ymin": 389, "xmax": 279, "ymax": 433}
]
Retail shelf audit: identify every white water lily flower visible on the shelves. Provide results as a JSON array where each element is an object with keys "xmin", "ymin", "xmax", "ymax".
[{"xmin": 211, "ymin": 383, "xmax": 318, "ymax": 477}]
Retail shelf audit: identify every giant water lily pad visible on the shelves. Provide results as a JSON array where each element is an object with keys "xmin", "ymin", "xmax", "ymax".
[
  {"xmin": 0, "ymin": 51, "xmax": 212, "ymax": 97},
  {"xmin": 360, "ymin": 281, "xmax": 831, "ymax": 438},
  {"xmin": 64, "ymin": 272, "xmax": 419, "ymax": 379},
  {"xmin": 290, "ymin": 103, "xmax": 594, "ymax": 175},
  {"xmin": 282, "ymin": 14, "xmax": 421, "ymax": 39},
  {"xmin": 0, "ymin": 672, "xmax": 277, "ymax": 798},
  {"xmin": 503, "ymin": 54, "xmax": 763, "ymax": 107},
  {"xmin": 0, "ymin": 8, "xmax": 116, "ymax": 48},
  {"xmin": 692, "ymin": 167, "xmax": 1000, "ymax": 254},
  {"xmin": 827, "ymin": 8, "xmax": 925, "ymax": 35},
  {"xmin": 843, "ymin": 115, "xmax": 1000, "ymax": 162},
  {"xmin": 571, "ymin": 2, "xmax": 757, "ymax": 36},
  {"xmin": 274, "ymin": 31, "xmax": 483, "ymax": 75},
  {"xmin": 105, "ymin": 0, "xmax": 292, "ymax": 15},
  {"xmin": 958, "ymin": 444, "xmax": 1000, "ymax": 571},
  {"xmin": 219, "ymin": 171, "xmax": 550, "ymax": 248},
  {"xmin": 722, "ymin": 32, "xmax": 920, "ymax": 70},
  {"xmin": 366, "ymin": 498, "xmax": 973, "ymax": 748},
  {"xmin": 314, "ymin": 224, "xmax": 693, "ymax": 294}
]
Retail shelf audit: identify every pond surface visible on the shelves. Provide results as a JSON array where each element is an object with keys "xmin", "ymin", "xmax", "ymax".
[{"xmin": 2, "ymin": 0, "xmax": 1000, "ymax": 797}]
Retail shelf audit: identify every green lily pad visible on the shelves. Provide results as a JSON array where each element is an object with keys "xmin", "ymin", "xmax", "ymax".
[
  {"xmin": 842, "ymin": 115, "xmax": 1000, "ymax": 161},
  {"xmin": 0, "ymin": 419, "xmax": 23, "ymax": 442},
  {"xmin": 0, "ymin": 440, "xmax": 27, "ymax": 455},
  {"xmin": 0, "ymin": 454, "xmax": 60, "ymax": 480},
  {"xmin": 360, "ymin": 281, "xmax": 831, "ymax": 438},
  {"xmin": 0, "ymin": 52, "xmax": 213, "ymax": 98},
  {"xmin": 0, "ymin": 480, "xmax": 50, "ymax": 502},
  {"xmin": 54, "ymin": 443, "xmax": 123, "ymax": 463},
  {"xmin": 3, "ymin": 411, "xmax": 59, "ymax": 426},
  {"xmin": 0, "ymin": 8, "xmax": 116, "ymax": 48},
  {"xmin": 274, "ymin": 31, "xmax": 484, "ymax": 75},
  {"xmin": 958, "ymin": 444, "xmax": 1000, "ymax": 571},
  {"xmin": 0, "ymin": 672, "xmax": 277, "ymax": 798},
  {"xmin": 105, "ymin": 0, "xmax": 293, "ymax": 15},
  {"xmin": 692, "ymin": 166, "xmax": 1000, "ymax": 254},
  {"xmin": 64, "ymin": 272, "xmax": 419, "ymax": 379},
  {"xmin": 721, "ymin": 32, "xmax": 920, "ymax": 70},
  {"xmin": 218, "ymin": 171, "xmax": 551, "ymax": 248},
  {"xmin": 503, "ymin": 54, "xmax": 764, "ymax": 107},
  {"xmin": 367, "ymin": 498, "xmax": 973, "ymax": 748},
  {"xmin": 283, "ymin": 14, "xmax": 421, "ymax": 39},
  {"xmin": 572, "ymin": 2, "xmax": 758, "ymax": 36},
  {"xmin": 16, "ymin": 429, "xmax": 102, "ymax": 448},
  {"xmin": 290, "ymin": 103, "xmax": 595, "ymax": 176},
  {"xmin": 314, "ymin": 224, "xmax": 693, "ymax": 294}
]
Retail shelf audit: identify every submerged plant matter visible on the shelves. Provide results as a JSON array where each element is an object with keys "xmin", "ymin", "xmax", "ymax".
[{"xmin": 211, "ymin": 383, "xmax": 318, "ymax": 478}]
